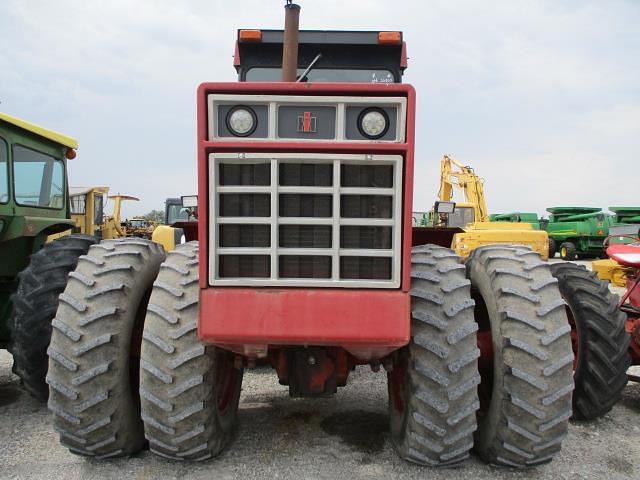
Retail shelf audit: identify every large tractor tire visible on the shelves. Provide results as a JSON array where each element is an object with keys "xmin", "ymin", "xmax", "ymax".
[
  {"xmin": 466, "ymin": 245, "xmax": 574, "ymax": 467},
  {"xmin": 559, "ymin": 242, "xmax": 577, "ymax": 261},
  {"xmin": 140, "ymin": 242, "xmax": 243, "ymax": 461},
  {"xmin": 388, "ymin": 244, "xmax": 480, "ymax": 466},
  {"xmin": 549, "ymin": 262, "xmax": 630, "ymax": 420},
  {"xmin": 8, "ymin": 234, "xmax": 96, "ymax": 400},
  {"xmin": 47, "ymin": 238, "xmax": 165, "ymax": 458}
]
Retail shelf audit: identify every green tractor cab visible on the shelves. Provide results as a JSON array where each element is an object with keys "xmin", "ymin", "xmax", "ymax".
[
  {"xmin": 0, "ymin": 112, "xmax": 96, "ymax": 399},
  {"xmin": 545, "ymin": 206, "xmax": 612, "ymax": 260}
]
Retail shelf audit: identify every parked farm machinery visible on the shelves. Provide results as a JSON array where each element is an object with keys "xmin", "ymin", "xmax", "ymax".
[
  {"xmin": 592, "ymin": 207, "xmax": 640, "ymax": 286},
  {"xmin": 0, "ymin": 112, "xmax": 96, "ymax": 400},
  {"xmin": 546, "ymin": 207, "xmax": 612, "ymax": 260},
  {"xmin": 413, "ymin": 155, "xmax": 549, "ymax": 259}
]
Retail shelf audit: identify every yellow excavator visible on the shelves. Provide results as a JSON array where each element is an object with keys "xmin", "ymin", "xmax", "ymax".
[{"xmin": 432, "ymin": 155, "xmax": 549, "ymax": 258}]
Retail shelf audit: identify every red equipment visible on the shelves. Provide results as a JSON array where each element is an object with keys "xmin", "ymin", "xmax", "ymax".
[
  {"xmin": 608, "ymin": 242, "xmax": 640, "ymax": 372},
  {"xmin": 196, "ymin": 81, "xmax": 416, "ymax": 389}
]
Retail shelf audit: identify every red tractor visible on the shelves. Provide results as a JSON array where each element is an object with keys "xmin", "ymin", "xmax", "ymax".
[
  {"xmin": 611, "ymin": 243, "xmax": 640, "ymax": 374},
  {"xmin": 46, "ymin": 8, "xmax": 575, "ymax": 468}
]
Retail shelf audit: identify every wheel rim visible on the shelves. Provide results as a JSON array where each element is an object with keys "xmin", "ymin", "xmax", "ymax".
[
  {"xmin": 215, "ymin": 350, "xmax": 238, "ymax": 415},
  {"xmin": 561, "ymin": 247, "xmax": 567, "ymax": 258}
]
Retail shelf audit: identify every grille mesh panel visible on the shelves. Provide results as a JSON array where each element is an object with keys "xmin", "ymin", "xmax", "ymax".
[
  {"xmin": 219, "ymin": 163, "xmax": 270, "ymax": 186},
  {"xmin": 279, "ymin": 163, "xmax": 332, "ymax": 186},
  {"xmin": 219, "ymin": 225, "xmax": 270, "ymax": 248},
  {"xmin": 340, "ymin": 195, "xmax": 392, "ymax": 218},
  {"xmin": 279, "ymin": 256, "xmax": 332, "ymax": 279},
  {"xmin": 210, "ymin": 154, "xmax": 401, "ymax": 287},
  {"xmin": 279, "ymin": 194, "xmax": 332, "ymax": 217},
  {"xmin": 340, "ymin": 226, "xmax": 392, "ymax": 249},
  {"xmin": 219, "ymin": 193, "xmax": 270, "ymax": 217},
  {"xmin": 340, "ymin": 257, "xmax": 392, "ymax": 280},
  {"xmin": 280, "ymin": 225, "xmax": 332, "ymax": 248},
  {"xmin": 341, "ymin": 164, "xmax": 393, "ymax": 188},
  {"xmin": 219, "ymin": 255, "xmax": 270, "ymax": 278}
]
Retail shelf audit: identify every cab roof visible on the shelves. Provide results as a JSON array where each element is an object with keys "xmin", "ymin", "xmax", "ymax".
[
  {"xmin": 0, "ymin": 112, "xmax": 78, "ymax": 150},
  {"xmin": 69, "ymin": 186, "xmax": 110, "ymax": 196},
  {"xmin": 234, "ymin": 29, "xmax": 407, "ymax": 82}
]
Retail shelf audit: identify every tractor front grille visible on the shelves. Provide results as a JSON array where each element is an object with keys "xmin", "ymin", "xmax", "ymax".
[{"xmin": 208, "ymin": 153, "xmax": 402, "ymax": 288}]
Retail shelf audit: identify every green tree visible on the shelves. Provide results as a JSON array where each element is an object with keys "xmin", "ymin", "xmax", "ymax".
[{"xmin": 143, "ymin": 209, "xmax": 163, "ymax": 223}]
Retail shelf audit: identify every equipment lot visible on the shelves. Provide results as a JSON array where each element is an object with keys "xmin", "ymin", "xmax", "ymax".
[{"xmin": 1, "ymin": 261, "xmax": 638, "ymax": 480}]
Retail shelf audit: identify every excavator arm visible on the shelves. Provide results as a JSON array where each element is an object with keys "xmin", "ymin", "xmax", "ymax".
[{"xmin": 438, "ymin": 155, "xmax": 489, "ymax": 222}]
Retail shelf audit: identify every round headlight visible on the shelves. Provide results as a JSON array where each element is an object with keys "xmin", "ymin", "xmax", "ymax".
[
  {"xmin": 226, "ymin": 106, "xmax": 257, "ymax": 137},
  {"xmin": 358, "ymin": 107, "xmax": 389, "ymax": 139}
]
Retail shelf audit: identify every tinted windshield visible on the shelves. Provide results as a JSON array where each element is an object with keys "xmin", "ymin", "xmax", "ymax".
[
  {"xmin": 167, "ymin": 203, "xmax": 190, "ymax": 224},
  {"xmin": 447, "ymin": 207, "xmax": 475, "ymax": 228},
  {"xmin": 0, "ymin": 138, "xmax": 7, "ymax": 204},
  {"xmin": 246, "ymin": 67, "xmax": 395, "ymax": 83},
  {"xmin": 13, "ymin": 145, "xmax": 64, "ymax": 209}
]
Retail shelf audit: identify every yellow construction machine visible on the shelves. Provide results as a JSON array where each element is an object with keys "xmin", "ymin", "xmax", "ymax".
[
  {"xmin": 432, "ymin": 155, "xmax": 549, "ymax": 258},
  {"xmin": 151, "ymin": 195, "xmax": 197, "ymax": 251},
  {"xmin": 49, "ymin": 188, "xmax": 139, "ymax": 240}
]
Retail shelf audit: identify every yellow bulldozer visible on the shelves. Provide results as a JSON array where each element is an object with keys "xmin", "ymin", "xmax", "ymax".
[{"xmin": 426, "ymin": 155, "xmax": 549, "ymax": 258}]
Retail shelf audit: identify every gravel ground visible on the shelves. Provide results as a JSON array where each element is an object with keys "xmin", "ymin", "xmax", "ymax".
[{"xmin": 1, "ymin": 260, "xmax": 638, "ymax": 480}]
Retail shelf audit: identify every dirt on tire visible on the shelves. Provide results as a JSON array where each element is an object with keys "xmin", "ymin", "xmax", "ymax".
[
  {"xmin": 466, "ymin": 245, "xmax": 574, "ymax": 467},
  {"xmin": 9, "ymin": 234, "xmax": 96, "ymax": 400},
  {"xmin": 140, "ymin": 241, "xmax": 244, "ymax": 461},
  {"xmin": 47, "ymin": 238, "xmax": 165, "ymax": 458},
  {"xmin": 389, "ymin": 244, "xmax": 480, "ymax": 466}
]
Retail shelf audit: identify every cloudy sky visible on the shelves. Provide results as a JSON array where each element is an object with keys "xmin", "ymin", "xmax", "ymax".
[{"xmin": 1, "ymin": 0, "xmax": 638, "ymax": 218}]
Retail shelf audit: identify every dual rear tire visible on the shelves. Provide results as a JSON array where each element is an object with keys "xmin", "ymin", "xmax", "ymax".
[
  {"xmin": 48, "ymin": 240, "xmax": 577, "ymax": 467},
  {"xmin": 390, "ymin": 245, "xmax": 574, "ymax": 467},
  {"xmin": 47, "ymin": 240, "xmax": 242, "ymax": 460}
]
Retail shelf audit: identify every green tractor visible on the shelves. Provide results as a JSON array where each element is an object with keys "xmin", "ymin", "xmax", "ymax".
[
  {"xmin": 545, "ymin": 207, "xmax": 612, "ymax": 260},
  {"xmin": 0, "ymin": 112, "xmax": 96, "ymax": 400}
]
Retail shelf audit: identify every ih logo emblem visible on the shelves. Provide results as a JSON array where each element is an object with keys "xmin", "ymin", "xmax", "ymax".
[{"xmin": 297, "ymin": 112, "xmax": 317, "ymax": 133}]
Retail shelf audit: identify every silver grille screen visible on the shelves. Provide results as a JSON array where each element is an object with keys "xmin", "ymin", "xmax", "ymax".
[{"xmin": 208, "ymin": 153, "xmax": 402, "ymax": 288}]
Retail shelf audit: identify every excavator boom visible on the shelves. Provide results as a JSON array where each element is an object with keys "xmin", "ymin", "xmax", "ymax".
[{"xmin": 438, "ymin": 155, "xmax": 489, "ymax": 222}]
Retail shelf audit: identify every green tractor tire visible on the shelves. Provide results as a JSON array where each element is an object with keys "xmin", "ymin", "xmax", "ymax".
[{"xmin": 8, "ymin": 234, "xmax": 96, "ymax": 400}]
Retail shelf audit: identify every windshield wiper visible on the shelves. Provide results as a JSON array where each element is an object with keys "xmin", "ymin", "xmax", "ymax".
[{"xmin": 296, "ymin": 53, "xmax": 322, "ymax": 82}]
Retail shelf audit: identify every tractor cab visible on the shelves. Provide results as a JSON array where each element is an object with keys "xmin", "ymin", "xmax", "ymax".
[
  {"xmin": 68, "ymin": 186, "xmax": 108, "ymax": 237},
  {"xmin": 440, "ymin": 202, "xmax": 475, "ymax": 228},
  {"xmin": 234, "ymin": 29, "xmax": 407, "ymax": 83},
  {"xmin": 0, "ymin": 112, "xmax": 77, "ymax": 278}
]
